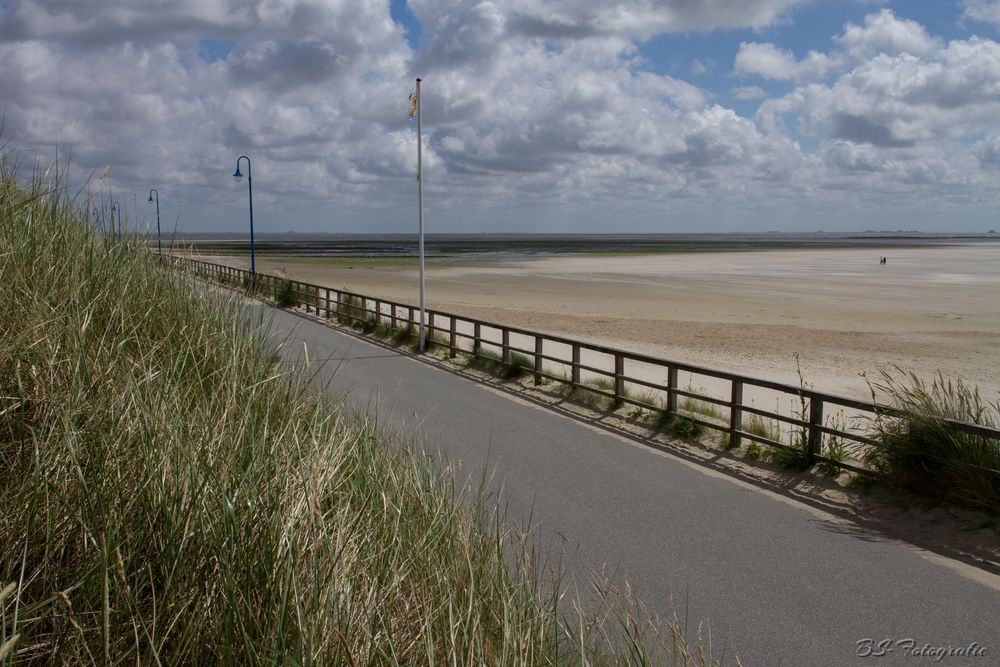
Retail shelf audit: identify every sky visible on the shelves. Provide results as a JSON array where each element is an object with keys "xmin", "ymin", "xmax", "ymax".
[{"xmin": 1, "ymin": 0, "xmax": 1000, "ymax": 234}]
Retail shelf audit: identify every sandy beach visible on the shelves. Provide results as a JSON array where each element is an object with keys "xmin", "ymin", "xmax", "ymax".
[{"xmin": 210, "ymin": 243, "xmax": 1000, "ymax": 402}]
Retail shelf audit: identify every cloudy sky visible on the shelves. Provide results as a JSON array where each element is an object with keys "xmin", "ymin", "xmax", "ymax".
[{"xmin": 2, "ymin": 0, "xmax": 999, "ymax": 233}]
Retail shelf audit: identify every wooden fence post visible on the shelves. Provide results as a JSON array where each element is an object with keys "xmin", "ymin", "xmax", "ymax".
[
  {"xmin": 614, "ymin": 353, "xmax": 625, "ymax": 408},
  {"xmin": 667, "ymin": 366, "xmax": 678, "ymax": 418},
  {"xmin": 808, "ymin": 397, "xmax": 824, "ymax": 461},
  {"xmin": 502, "ymin": 329, "xmax": 510, "ymax": 363},
  {"xmin": 729, "ymin": 380, "xmax": 744, "ymax": 449},
  {"xmin": 534, "ymin": 337, "xmax": 543, "ymax": 385},
  {"xmin": 473, "ymin": 322, "xmax": 481, "ymax": 354},
  {"xmin": 449, "ymin": 317, "xmax": 457, "ymax": 358},
  {"xmin": 571, "ymin": 343, "xmax": 581, "ymax": 386}
]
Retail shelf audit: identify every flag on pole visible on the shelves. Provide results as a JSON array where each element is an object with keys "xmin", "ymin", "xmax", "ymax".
[{"xmin": 408, "ymin": 87, "xmax": 418, "ymax": 121}]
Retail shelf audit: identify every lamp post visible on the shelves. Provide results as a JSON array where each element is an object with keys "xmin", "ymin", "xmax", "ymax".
[
  {"xmin": 232, "ymin": 155, "xmax": 256, "ymax": 288},
  {"xmin": 147, "ymin": 189, "xmax": 161, "ymax": 258},
  {"xmin": 111, "ymin": 200, "xmax": 121, "ymax": 240},
  {"xmin": 415, "ymin": 77, "xmax": 426, "ymax": 352}
]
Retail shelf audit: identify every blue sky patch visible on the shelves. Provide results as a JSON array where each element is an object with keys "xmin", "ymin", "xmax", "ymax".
[
  {"xmin": 198, "ymin": 38, "xmax": 235, "ymax": 63},
  {"xmin": 390, "ymin": 0, "xmax": 422, "ymax": 50}
]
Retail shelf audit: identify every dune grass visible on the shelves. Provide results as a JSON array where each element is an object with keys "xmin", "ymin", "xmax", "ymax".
[
  {"xmin": 466, "ymin": 347, "xmax": 534, "ymax": 380},
  {"xmin": 865, "ymin": 370, "xmax": 1000, "ymax": 509},
  {"xmin": 273, "ymin": 276, "xmax": 295, "ymax": 306},
  {"xmin": 0, "ymin": 159, "xmax": 722, "ymax": 664}
]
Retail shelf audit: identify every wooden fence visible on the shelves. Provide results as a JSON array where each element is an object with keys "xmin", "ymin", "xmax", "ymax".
[{"xmin": 169, "ymin": 254, "xmax": 1000, "ymax": 478}]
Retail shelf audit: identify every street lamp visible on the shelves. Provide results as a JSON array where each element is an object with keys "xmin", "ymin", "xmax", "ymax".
[
  {"xmin": 148, "ymin": 189, "xmax": 161, "ymax": 258},
  {"xmin": 233, "ymin": 155, "xmax": 256, "ymax": 288},
  {"xmin": 111, "ymin": 200, "xmax": 121, "ymax": 240}
]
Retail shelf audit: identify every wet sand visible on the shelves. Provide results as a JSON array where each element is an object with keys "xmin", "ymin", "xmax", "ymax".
[{"xmin": 210, "ymin": 243, "xmax": 1000, "ymax": 401}]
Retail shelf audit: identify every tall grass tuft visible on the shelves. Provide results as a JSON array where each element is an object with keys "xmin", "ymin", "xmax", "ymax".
[
  {"xmin": 468, "ymin": 348, "xmax": 532, "ymax": 380},
  {"xmin": 0, "ymin": 157, "xmax": 716, "ymax": 663},
  {"xmin": 273, "ymin": 277, "xmax": 296, "ymax": 306},
  {"xmin": 337, "ymin": 292, "xmax": 375, "ymax": 331},
  {"xmin": 865, "ymin": 370, "xmax": 1000, "ymax": 509}
]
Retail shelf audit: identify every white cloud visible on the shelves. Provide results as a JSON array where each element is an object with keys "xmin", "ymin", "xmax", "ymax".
[
  {"xmin": 835, "ymin": 9, "xmax": 942, "ymax": 59},
  {"xmin": 762, "ymin": 36, "xmax": 1000, "ymax": 146},
  {"xmin": 412, "ymin": 0, "xmax": 810, "ymax": 41},
  {"xmin": 756, "ymin": 27, "xmax": 1000, "ymax": 212},
  {"xmin": 962, "ymin": 0, "xmax": 1000, "ymax": 29},
  {"xmin": 731, "ymin": 85, "xmax": 767, "ymax": 100},
  {"xmin": 735, "ymin": 10, "xmax": 945, "ymax": 83},
  {"xmin": 0, "ymin": 1, "xmax": 998, "ymax": 232},
  {"xmin": 974, "ymin": 133, "xmax": 1000, "ymax": 169},
  {"xmin": 0, "ymin": 0, "xmax": 414, "ymax": 211},
  {"xmin": 735, "ymin": 42, "xmax": 838, "ymax": 80}
]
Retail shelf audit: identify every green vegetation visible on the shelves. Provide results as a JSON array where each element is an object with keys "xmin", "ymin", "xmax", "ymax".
[
  {"xmin": 363, "ymin": 316, "xmax": 451, "ymax": 354},
  {"xmin": 554, "ymin": 377, "xmax": 661, "ymax": 414},
  {"xmin": 557, "ymin": 377, "xmax": 617, "ymax": 411},
  {"xmin": 817, "ymin": 437, "xmax": 848, "ymax": 477},
  {"xmin": 739, "ymin": 413, "xmax": 811, "ymax": 469},
  {"xmin": 865, "ymin": 370, "xmax": 1000, "ymax": 509},
  {"xmin": 629, "ymin": 406, "xmax": 656, "ymax": 421},
  {"xmin": 0, "ymin": 161, "xmax": 714, "ymax": 663},
  {"xmin": 743, "ymin": 413, "xmax": 781, "ymax": 444},
  {"xmin": 718, "ymin": 432, "xmax": 735, "ymax": 450},
  {"xmin": 679, "ymin": 390, "xmax": 725, "ymax": 423},
  {"xmin": 660, "ymin": 414, "xmax": 705, "ymax": 439},
  {"xmin": 467, "ymin": 348, "xmax": 533, "ymax": 380},
  {"xmin": 766, "ymin": 442, "xmax": 811, "ymax": 470},
  {"xmin": 774, "ymin": 358, "xmax": 814, "ymax": 470},
  {"xmin": 337, "ymin": 292, "xmax": 376, "ymax": 331},
  {"xmin": 817, "ymin": 410, "xmax": 851, "ymax": 477},
  {"xmin": 559, "ymin": 382, "xmax": 609, "ymax": 409},
  {"xmin": 424, "ymin": 331, "xmax": 453, "ymax": 353},
  {"xmin": 273, "ymin": 277, "xmax": 296, "ymax": 306}
]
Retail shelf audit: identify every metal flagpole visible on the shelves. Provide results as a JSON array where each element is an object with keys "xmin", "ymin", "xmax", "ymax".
[{"xmin": 416, "ymin": 77, "xmax": 426, "ymax": 352}]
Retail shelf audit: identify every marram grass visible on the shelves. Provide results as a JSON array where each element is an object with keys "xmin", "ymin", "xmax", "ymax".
[
  {"xmin": 866, "ymin": 369, "xmax": 1000, "ymax": 510},
  {"xmin": 0, "ymin": 159, "xmax": 716, "ymax": 665}
]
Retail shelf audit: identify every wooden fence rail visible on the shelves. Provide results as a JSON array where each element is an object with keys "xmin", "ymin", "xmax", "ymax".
[{"xmin": 168, "ymin": 254, "xmax": 1000, "ymax": 478}]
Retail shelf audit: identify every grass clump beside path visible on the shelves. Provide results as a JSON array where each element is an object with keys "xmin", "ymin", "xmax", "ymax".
[
  {"xmin": 467, "ymin": 347, "xmax": 533, "ymax": 380},
  {"xmin": 866, "ymin": 370, "xmax": 1000, "ymax": 510},
  {"xmin": 0, "ymin": 161, "xmax": 715, "ymax": 664}
]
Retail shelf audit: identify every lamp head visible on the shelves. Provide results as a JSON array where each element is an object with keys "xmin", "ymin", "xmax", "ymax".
[
  {"xmin": 233, "ymin": 168, "xmax": 243, "ymax": 183},
  {"xmin": 148, "ymin": 194, "xmax": 154, "ymax": 202}
]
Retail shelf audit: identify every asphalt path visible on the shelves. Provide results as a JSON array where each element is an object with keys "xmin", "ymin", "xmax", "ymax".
[{"xmin": 256, "ymin": 304, "xmax": 1000, "ymax": 667}]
